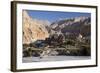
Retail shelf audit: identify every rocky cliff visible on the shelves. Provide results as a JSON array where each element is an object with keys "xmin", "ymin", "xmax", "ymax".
[{"xmin": 23, "ymin": 11, "xmax": 49, "ymax": 44}]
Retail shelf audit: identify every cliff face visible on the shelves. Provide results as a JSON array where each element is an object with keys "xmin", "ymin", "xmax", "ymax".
[{"xmin": 23, "ymin": 11, "xmax": 49, "ymax": 44}]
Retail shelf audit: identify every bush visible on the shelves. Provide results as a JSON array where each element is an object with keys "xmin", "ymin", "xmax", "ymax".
[{"xmin": 80, "ymin": 45, "xmax": 91, "ymax": 56}]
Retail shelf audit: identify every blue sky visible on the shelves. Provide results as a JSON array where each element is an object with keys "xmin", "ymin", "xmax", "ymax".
[{"xmin": 26, "ymin": 10, "xmax": 91, "ymax": 23}]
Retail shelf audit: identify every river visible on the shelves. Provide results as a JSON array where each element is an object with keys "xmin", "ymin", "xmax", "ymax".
[{"xmin": 22, "ymin": 56, "xmax": 91, "ymax": 63}]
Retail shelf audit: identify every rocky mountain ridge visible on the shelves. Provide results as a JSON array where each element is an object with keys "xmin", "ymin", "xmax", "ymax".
[{"xmin": 50, "ymin": 16, "xmax": 91, "ymax": 37}]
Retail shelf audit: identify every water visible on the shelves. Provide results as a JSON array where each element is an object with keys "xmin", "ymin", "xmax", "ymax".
[{"xmin": 22, "ymin": 56, "xmax": 91, "ymax": 63}]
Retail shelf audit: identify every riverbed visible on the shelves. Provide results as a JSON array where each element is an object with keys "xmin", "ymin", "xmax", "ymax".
[{"xmin": 22, "ymin": 56, "xmax": 91, "ymax": 63}]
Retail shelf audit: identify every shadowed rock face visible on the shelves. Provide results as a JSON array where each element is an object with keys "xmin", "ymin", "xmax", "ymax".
[
  {"xmin": 50, "ymin": 16, "xmax": 91, "ymax": 37},
  {"xmin": 23, "ymin": 11, "xmax": 49, "ymax": 44}
]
